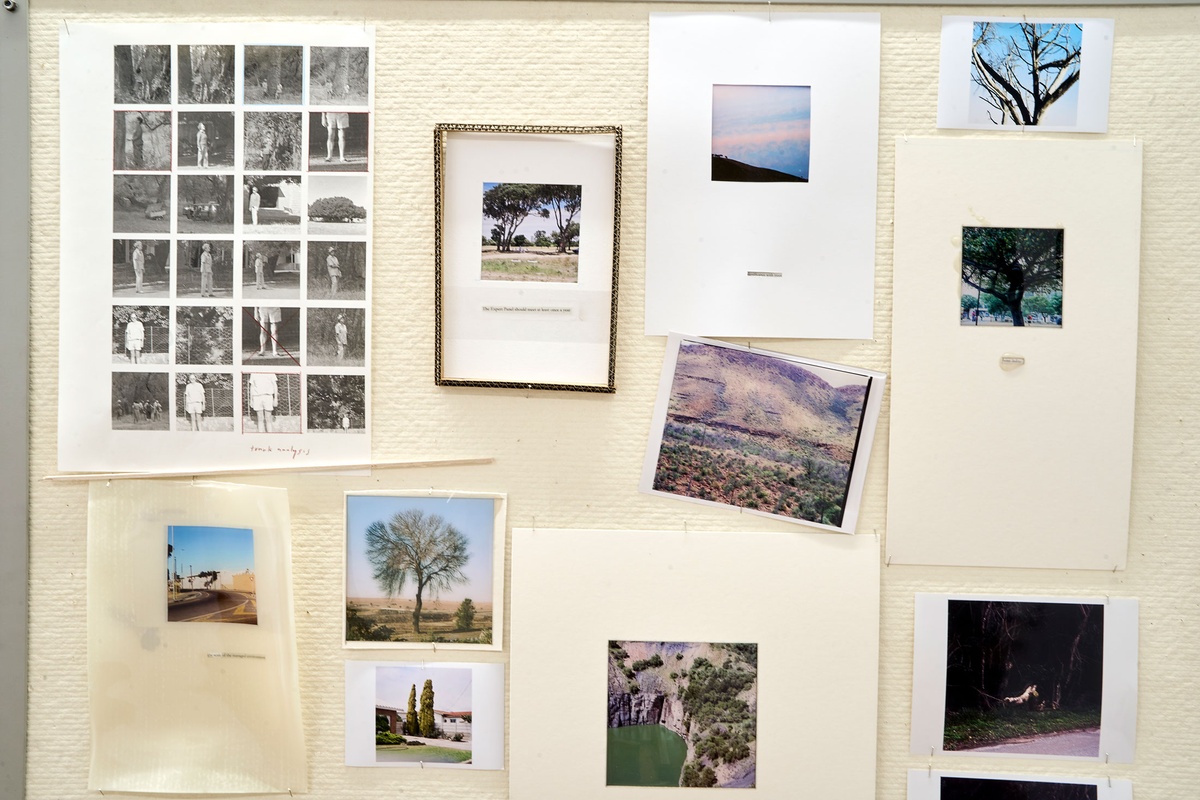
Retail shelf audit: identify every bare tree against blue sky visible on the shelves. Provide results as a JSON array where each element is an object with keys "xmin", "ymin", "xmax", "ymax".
[{"xmin": 971, "ymin": 22, "xmax": 1082, "ymax": 126}]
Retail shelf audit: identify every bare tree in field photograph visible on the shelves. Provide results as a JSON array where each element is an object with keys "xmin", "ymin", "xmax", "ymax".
[
  {"xmin": 113, "ymin": 45, "xmax": 170, "ymax": 104},
  {"xmin": 941, "ymin": 776, "xmax": 1097, "ymax": 800},
  {"xmin": 970, "ymin": 22, "xmax": 1082, "ymax": 126},
  {"xmin": 113, "ymin": 112, "xmax": 171, "ymax": 171},
  {"xmin": 711, "ymin": 84, "xmax": 811, "ymax": 182},
  {"xmin": 943, "ymin": 600, "xmax": 1104, "ymax": 757},
  {"xmin": 307, "ymin": 374, "xmax": 365, "ymax": 433},
  {"xmin": 177, "ymin": 45, "xmax": 235, "ymax": 105},
  {"xmin": 244, "ymin": 45, "xmax": 304, "ymax": 105},
  {"xmin": 345, "ymin": 494, "xmax": 497, "ymax": 645},
  {"xmin": 480, "ymin": 182, "xmax": 581, "ymax": 282},
  {"xmin": 961, "ymin": 226, "xmax": 1063, "ymax": 327},
  {"xmin": 309, "ymin": 46, "xmax": 370, "ymax": 105},
  {"xmin": 245, "ymin": 112, "xmax": 304, "ymax": 171},
  {"xmin": 648, "ymin": 340, "xmax": 874, "ymax": 529}
]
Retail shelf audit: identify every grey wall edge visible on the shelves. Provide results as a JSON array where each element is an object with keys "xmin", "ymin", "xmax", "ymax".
[{"xmin": 0, "ymin": 1, "xmax": 30, "ymax": 798}]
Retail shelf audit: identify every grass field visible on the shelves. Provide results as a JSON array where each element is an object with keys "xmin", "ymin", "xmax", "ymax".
[
  {"xmin": 376, "ymin": 744, "xmax": 471, "ymax": 763},
  {"xmin": 481, "ymin": 248, "xmax": 578, "ymax": 283},
  {"xmin": 347, "ymin": 598, "xmax": 493, "ymax": 644},
  {"xmin": 943, "ymin": 708, "xmax": 1102, "ymax": 750}
]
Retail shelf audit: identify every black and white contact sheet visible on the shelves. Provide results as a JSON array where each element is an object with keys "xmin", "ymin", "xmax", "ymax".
[{"xmin": 60, "ymin": 23, "xmax": 374, "ymax": 471}]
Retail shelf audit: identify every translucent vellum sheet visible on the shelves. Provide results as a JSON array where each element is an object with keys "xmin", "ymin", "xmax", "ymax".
[{"xmin": 88, "ymin": 480, "xmax": 306, "ymax": 794}]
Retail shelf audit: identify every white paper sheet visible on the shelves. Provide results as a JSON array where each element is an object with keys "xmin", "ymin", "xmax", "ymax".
[
  {"xmin": 88, "ymin": 480, "xmax": 305, "ymax": 794},
  {"xmin": 908, "ymin": 770, "xmax": 1132, "ymax": 800},
  {"xmin": 59, "ymin": 23, "xmax": 374, "ymax": 472},
  {"xmin": 510, "ymin": 528, "xmax": 880, "ymax": 799},
  {"xmin": 938, "ymin": 17, "xmax": 1114, "ymax": 132},
  {"xmin": 910, "ymin": 594, "xmax": 1138, "ymax": 764},
  {"xmin": 344, "ymin": 661, "xmax": 505, "ymax": 770},
  {"xmin": 645, "ymin": 13, "xmax": 880, "ymax": 339},
  {"xmin": 440, "ymin": 130, "xmax": 617, "ymax": 388},
  {"xmin": 887, "ymin": 138, "xmax": 1140, "ymax": 570}
]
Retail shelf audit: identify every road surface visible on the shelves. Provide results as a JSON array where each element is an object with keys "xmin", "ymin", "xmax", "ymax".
[
  {"xmin": 962, "ymin": 727, "xmax": 1100, "ymax": 757},
  {"xmin": 168, "ymin": 589, "xmax": 257, "ymax": 624}
]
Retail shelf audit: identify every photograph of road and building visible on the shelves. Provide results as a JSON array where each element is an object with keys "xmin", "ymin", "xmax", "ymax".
[{"xmin": 166, "ymin": 525, "xmax": 257, "ymax": 625}]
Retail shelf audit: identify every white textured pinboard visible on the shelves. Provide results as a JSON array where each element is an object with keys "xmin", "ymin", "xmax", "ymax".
[{"xmin": 26, "ymin": 3, "xmax": 1200, "ymax": 800}]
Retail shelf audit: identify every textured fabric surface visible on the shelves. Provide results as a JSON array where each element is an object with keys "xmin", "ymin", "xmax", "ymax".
[{"xmin": 28, "ymin": 2, "xmax": 1200, "ymax": 798}]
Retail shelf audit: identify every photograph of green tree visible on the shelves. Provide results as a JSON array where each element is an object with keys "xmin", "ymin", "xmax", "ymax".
[
  {"xmin": 961, "ymin": 226, "xmax": 1063, "ymax": 327},
  {"xmin": 480, "ymin": 182, "xmax": 581, "ymax": 282}
]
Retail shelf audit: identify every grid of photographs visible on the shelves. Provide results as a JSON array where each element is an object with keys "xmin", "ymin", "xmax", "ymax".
[{"xmin": 110, "ymin": 43, "xmax": 371, "ymax": 435}]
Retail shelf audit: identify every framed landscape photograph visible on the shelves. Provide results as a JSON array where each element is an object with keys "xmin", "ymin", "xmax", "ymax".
[
  {"xmin": 343, "ymin": 491, "xmax": 506, "ymax": 650},
  {"xmin": 435, "ymin": 124, "xmax": 620, "ymax": 392},
  {"xmin": 910, "ymin": 594, "xmax": 1138, "ymax": 763},
  {"xmin": 639, "ymin": 334, "xmax": 885, "ymax": 534}
]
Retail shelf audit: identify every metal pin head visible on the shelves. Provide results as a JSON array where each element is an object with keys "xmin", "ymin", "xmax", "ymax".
[{"xmin": 4, "ymin": 1, "xmax": 18, "ymax": 12}]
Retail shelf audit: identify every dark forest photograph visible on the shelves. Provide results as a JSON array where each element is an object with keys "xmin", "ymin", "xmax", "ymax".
[
  {"xmin": 941, "ymin": 776, "xmax": 1096, "ymax": 800},
  {"xmin": 307, "ymin": 374, "xmax": 365, "ymax": 433},
  {"xmin": 944, "ymin": 600, "xmax": 1103, "ymax": 757}
]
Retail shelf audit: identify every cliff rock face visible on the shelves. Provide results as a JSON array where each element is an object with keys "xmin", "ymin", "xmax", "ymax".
[{"xmin": 608, "ymin": 691, "xmax": 665, "ymax": 728}]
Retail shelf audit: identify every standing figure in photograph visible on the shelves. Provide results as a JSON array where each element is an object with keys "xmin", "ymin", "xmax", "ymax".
[
  {"xmin": 184, "ymin": 375, "xmax": 205, "ymax": 431},
  {"xmin": 248, "ymin": 372, "xmax": 278, "ymax": 432},
  {"xmin": 248, "ymin": 185, "xmax": 261, "ymax": 226},
  {"xmin": 326, "ymin": 246, "xmax": 342, "ymax": 294},
  {"xmin": 196, "ymin": 122, "xmax": 209, "ymax": 168},
  {"xmin": 323, "ymin": 111, "xmax": 349, "ymax": 162},
  {"xmin": 253, "ymin": 250, "xmax": 267, "ymax": 290},
  {"xmin": 130, "ymin": 114, "xmax": 145, "ymax": 168},
  {"xmin": 125, "ymin": 312, "xmax": 144, "ymax": 364},
  {"xmin": 132, "ymin": 240, "xmax": 145, "ymax": 294},
  {"xmin": 256, "ymin": 306, "xmax": 282, "ymax": 357},
  {"xmin": 199, "ymin": 242, "xmax": 215, "ymax": 297},
  {"xmin": 334, "ymin": 314, "xmax": 348, "ymax": 361}
]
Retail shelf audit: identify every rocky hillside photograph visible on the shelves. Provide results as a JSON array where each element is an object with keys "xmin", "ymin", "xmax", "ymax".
[
  {"xmin": 606, "ymin": 640, "xmax": 757, "ymax": 789},
  {"xmin": 650, "ymin": 339, "xmax": 873, "ymax": 528}
]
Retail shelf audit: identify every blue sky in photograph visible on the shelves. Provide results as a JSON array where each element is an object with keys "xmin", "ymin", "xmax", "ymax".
[
  {"xmin": 346, "ymin": 495, "xmax": 495, "ymax": 601},
  {"xmin": 711, "ymin": 84, "xmax": 811, "ymax": 179},
  {"xmin": 166, "ymin": 525, "xmax": 254, "ymax": 574},
  {"xmin": 969, "ymin": 22, "xmax": 1082, "ymax": 126},
  {"xmin": 376, "ymin": 664, "xmax": 473, "ymax": 712}
]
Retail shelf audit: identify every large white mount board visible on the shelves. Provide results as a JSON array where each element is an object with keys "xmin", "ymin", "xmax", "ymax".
[{"xmin": 887, "ymin": 138, "xmax": 1141, "ymax": 570}]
